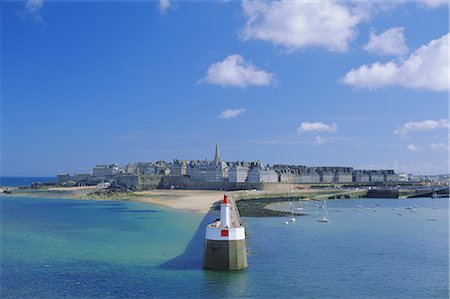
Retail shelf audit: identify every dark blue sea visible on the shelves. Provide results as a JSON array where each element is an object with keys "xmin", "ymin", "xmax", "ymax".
[
  {"xmin": 1, "ymin": 194, "xmax": 448, "ymax": 298},
  {"xmin": 0, "ymin": 177, "xmax": 55, "ymax": 187}
]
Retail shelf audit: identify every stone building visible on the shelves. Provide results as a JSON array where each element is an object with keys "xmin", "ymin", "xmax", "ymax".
[
  {"xmin": 187, "ymin": 144, "xmax": 229, "ymax": 182},
  {"xmin": 170, "ymin": 160, "xmax": 188, "ymax": 176},
  {"xmin": 333, "ymin": 167, "xmax": 353, "ymax": 183},
  {"xmin": 384, "ymin": 170, "xmax": 399, "ymax": 182},
  {"xmin": 92, "ymin": 163, "xmax": 119, "ymax": 178},
  {"xmin": 369, "ymin": 170, "xmax": 385, "ymax": 182},
  {"xmin": 317, "ymin": 167, "xmax": 335, "ymax": 183},
  {"xmin": 275, "ymin": 165, "xmax": 321, "ymax": 183},
  {"xmin": 228, "ymin": 162, "xmax": 250, "ymax": 183},
  {"xmin": 353, "ymin": 170, "xmax": 370, "ymax": 182},
  {"xmin": 247, "ymin": 163, "xmax": 278, "ymax": 183}
]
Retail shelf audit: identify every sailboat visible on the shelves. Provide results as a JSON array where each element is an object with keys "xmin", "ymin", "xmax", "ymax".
[
  {"xmin": 290, "ymin": 207, "xmax": 296, "ymax": 223},
  {"xmin": 318, "ymin": 200, "xmax": 330, "ymax": 223}
]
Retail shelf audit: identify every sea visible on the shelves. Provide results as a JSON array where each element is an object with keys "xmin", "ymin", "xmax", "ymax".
[
  {"xmin": 0, "ymin": 177, "xmax": 56, "ymax": 187},
  {"xmin": 0, "ymin": 178, "xmax": 448, "ymax": 298}
]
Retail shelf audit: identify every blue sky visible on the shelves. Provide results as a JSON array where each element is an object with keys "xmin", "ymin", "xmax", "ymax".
[{"xmin": 1, "ymin": 0, "xmax": 448, "ymax": 176}]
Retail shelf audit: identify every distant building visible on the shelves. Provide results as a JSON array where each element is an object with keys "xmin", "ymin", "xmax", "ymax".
[
  {"xmin": 333, "ymin": 167, "xmax": 353, "ymax": 183},
  {"xmin": 247, "ymin": 163, "xmax": 278, "ymax": 183},
  {"xmin": 317, "ymin": 167, "xmax": 334, "ymax": 183},
  {"xmin": 125, "ymin": 163, "xmax": 138, "ymax": 174},
  {"xmin": 170, "ymin": 160, "xmax": 188, "ymax": 176},
  {"xmin": 136, "ymin": 162, "xmax": 155, "ymax": 174},
  {"xmin": 275, "ymin": 165, "xmax": 321, "ymax": 183},
  {"xmin": 369, "ymin": 170, "xmax": 384, "ymax": 182},
  {"xmin": 228, "ymin": 162, "xmax": 251, "ymax": 183},
  {"xmin": 92, "ymin": 163, "xmax": 119, "ymax": 178},
  {"xmin": 57, "ymin": 173, "xmax": 71, "ymax": 183},
  {"xmin": 353, "ymin": 170, "xmax": 370, "ymax": 183},
  {"xmin": 352, "ymin": 169, "xmax": 398, "ymax": 183},
  {"xmin": 384, "ymin": 170, "xmax": 399, "ymax": 182},
  {"xmin": 187, "ymin": 144, "xmax": 229, "ymax": 182}
]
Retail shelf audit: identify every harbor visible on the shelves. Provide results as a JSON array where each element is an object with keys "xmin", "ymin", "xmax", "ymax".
[{"xmin": 1, "ymin": 194, "xmax": 447, "ymax": 298}]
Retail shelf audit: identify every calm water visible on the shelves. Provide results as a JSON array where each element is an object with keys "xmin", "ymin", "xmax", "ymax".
[
  {"xmin": 0, "ymin": 177, "xmax": 56, "ymax": 187},
  {"xmin": 1, "ymin": 195, "xmax": 448, "ymax": 298}
]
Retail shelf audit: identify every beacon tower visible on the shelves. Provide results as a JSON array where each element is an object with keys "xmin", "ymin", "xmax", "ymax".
[{"xmin": 203, "ymin": 195, "xmax": 247, "ymax": 271}]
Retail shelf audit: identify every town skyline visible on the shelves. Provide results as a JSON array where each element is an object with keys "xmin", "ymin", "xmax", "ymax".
[{"xmin": 2, "ymin": 1, "xmax": 448, "ymax": 176}]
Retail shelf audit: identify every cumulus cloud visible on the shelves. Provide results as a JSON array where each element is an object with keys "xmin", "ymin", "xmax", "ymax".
[
  {"xmin": 395, "ymin": 119, "xmax": 449, "ymax": 136},
  {"xmin": 159, "ymin": 0, "xmax": 171, "ymax": 13},
  {"xmin": 218, "ymin": 108, "xmax": 246, "ymax": 119},
  {"xmin": 364, "ymin": 27, "xmax": 408, "ymax": 56},
  {"xmin": 200, "ymin": 54, "xmax": 274, "ymax": 88},
  {"xmin": 407, "ymin": 144, "xmax": 419, "ymax": 151},
  {"xmin": 342, "ymin": 33, "xmax": 449, "ymax": 91},
  {"xmin": 298, "ymin": 122, "xmax": 338, "ymax": 133},
  {"xmin": 240, "ymin": 0, "xmax": 362, "ymax": 53}
]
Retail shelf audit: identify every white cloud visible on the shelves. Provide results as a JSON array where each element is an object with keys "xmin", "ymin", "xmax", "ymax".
[
  {"xmin": 364, "ymin": 27, "xmax": 408, "ymax": 56},
  {"xmin": 200, "ymin": 54, "xmax": 274, "ymax": 88},
  {"xmin": 314, "ymin": 136, "xmax": 329, "ymax": 145},
  {"xmin": 430, "ymin": 142, "xmax": 449, "ymax": 151},
  {"xmin": 26, "ymin": 0, "xmax": 43, "ymax": 13},
  {"xmin": 159, "ymin": 0, "xmax": 171, "ymax": 13},
  {"xmin": 19, "ymin": 0, "xmax": 44, "ymax": 23},
  {"xmin": 395, "ymin": 119, "xmax": 449, "ymax": 136},
  {"xmin": 218, "ymin": 108, "xmax": 246, "ymax": 119},
  {"xmin": 298, "ymin": 122, "xmax": 338, "ymax": 133},
  {"xmin": 342, "ymin": 33, "xmax": 449, "ymax": 91},
  {"xmin": 240, "ymin": 0, "xmax": 363, "ymax": 53},
  {"xmin": 407, "ymin": 144, "xmax": 419, "ymax": 151},
  {"xmin": 419, "ymin": 0, "xmax": 448, "ymax": 8}
]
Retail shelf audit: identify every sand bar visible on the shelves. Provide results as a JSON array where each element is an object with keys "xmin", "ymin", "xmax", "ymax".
[{"xmin": 131, "ymin": 190, "xmax": 224, "ymax": 214}]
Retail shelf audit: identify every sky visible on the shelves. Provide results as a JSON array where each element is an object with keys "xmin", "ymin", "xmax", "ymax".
[{"xmin": 1, "ymin": 0, "xmax": 449, "ymax": 176}]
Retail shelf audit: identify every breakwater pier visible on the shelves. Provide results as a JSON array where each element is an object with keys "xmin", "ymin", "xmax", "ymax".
[{"xmin": 203, "ymin": 195, "xmax": 247, "ymax": 271}]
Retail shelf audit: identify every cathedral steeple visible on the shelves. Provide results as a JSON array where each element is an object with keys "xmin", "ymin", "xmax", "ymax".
[{"xmin": 214, "ymin": 143, "xmax": 220, "ymax": 162}]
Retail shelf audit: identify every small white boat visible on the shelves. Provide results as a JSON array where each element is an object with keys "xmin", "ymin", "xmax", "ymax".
[
  {"xmin": 290, "ymin": 208, "xmax": 296, "ymax": 223},
  {"xmin": 318, "ymin": 216, "xmax": 330, "ymax": 223},
  {"xmin": 413, "ymin": 205, "xmax": 419, "ymax": 208},
  {"xmin": 428, "ymin": 217, "xmax": 436, "ymax": 221},
  {"xmin": 284, "ymin": 221, "xmax": 289, "ymax": 225},
  {"xmin": 318, "ymin": 200, "xmax": 331, "ymax": 223}
]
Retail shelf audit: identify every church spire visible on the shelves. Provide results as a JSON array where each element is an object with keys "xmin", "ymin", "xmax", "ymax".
[{"xmin": 214, "ymin": 143, "xmax": 220, "ymax": 162}]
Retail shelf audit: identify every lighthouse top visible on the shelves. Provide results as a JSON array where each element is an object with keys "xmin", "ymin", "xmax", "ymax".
[{"xmin": 205, "ymin": 194, "xmax": 245, "ymax": 241}]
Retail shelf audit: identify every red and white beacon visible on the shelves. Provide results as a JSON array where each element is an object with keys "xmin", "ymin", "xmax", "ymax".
[{"xmin": 203, "ymin": 195, "xmax": 247, "ymax": 271}]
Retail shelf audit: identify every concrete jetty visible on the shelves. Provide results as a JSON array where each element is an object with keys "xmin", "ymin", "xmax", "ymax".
[{"xmin": 203, "ymin": 195, "xmax": 247, "ymax": 271}]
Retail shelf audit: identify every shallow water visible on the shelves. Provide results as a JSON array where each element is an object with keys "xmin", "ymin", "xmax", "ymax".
[{"xmin": 1, "ymin": 196, "xmax": 448, "ymax": 298}]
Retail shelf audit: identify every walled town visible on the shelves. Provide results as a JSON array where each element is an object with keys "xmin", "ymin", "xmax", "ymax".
[{"xmin": 56, "ymin": 144, "xmax": 408, "ymax": 191}]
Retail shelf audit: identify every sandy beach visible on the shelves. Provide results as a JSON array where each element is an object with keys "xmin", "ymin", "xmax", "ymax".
[
  {"xmin": 131, "ymin": 190, "xmax": 224, "ymax": 214},
  {"xmin": 2, "ymin": 187, "xmax": 225, "ymax": 215},
  {"xmin": 2, "ymin": 186, "xmax": 368, "ymax": 215}
]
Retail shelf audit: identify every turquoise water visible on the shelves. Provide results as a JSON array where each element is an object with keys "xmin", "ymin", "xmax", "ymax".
[{"xmin": 1, "ymin": 195, "xmax": 448, "ymax": 298}]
